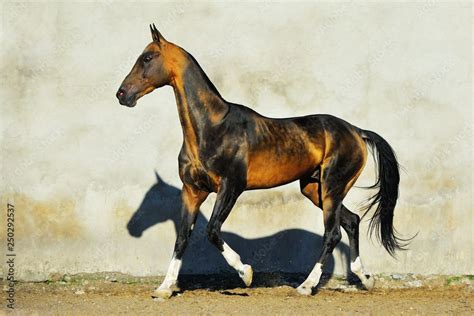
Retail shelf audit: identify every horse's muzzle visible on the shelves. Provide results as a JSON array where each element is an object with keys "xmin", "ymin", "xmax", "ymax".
[{"xmin": 116, "ymin": 88, "xmax": 137, "ymax": 107}]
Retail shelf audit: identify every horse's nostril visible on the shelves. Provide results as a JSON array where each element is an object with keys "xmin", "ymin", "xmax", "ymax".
[{"xmin": 117, "ymin": 89, "xmax": 126, "ymax": 98}]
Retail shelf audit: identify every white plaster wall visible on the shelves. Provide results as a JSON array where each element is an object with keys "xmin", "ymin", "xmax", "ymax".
[{"xmin": 0, "ymin": 1, "xmax": 472, "ymax": 280}]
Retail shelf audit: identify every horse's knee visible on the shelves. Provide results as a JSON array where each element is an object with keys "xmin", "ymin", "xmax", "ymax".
[{"xmin": 174, "ymin": 229, "xmax": 190, "ymax": 258}]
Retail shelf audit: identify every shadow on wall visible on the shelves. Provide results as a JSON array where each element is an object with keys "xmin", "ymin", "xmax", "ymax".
[{"xmin": 127, "ymin": 172, "xmax": 352, "ymax": 287}]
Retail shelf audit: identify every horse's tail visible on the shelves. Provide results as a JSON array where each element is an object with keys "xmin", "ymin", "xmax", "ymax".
[{"xmin": 360, "ymin": 129, "xmax": 409, "ymax": 257}]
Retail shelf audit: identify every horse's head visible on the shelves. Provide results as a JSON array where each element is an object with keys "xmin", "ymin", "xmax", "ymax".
[{"xmin": 116, "ymin": 24, "xmax": 181, "ymax": 107}]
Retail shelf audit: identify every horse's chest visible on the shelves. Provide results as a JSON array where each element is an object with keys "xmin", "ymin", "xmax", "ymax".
[{"xmin": 179, "ymin": 151, "xmax": 220, "ymax": 192}]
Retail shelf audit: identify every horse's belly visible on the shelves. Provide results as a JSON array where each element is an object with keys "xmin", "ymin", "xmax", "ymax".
[{"xmin": 246, "ymin": 150, "xmax": 322, "ymax": 189}]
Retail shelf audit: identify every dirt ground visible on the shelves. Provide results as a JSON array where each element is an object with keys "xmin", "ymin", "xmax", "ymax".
[{"xmin": 1, "ymin": 273, "xmax": 473, "ymax": 315}]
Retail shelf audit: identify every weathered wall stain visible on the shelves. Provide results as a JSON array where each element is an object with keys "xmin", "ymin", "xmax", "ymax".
[{"xmin": 0, "ymin": 194, "xmax": 82, "ymax": 240}]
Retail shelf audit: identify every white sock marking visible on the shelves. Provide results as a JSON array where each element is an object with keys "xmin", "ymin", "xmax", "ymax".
[
  {"xmin": 351, "ymin": 256, "xmax": 374, "ymax": 289},
  {"xmin": 222, "ymin": 242, "xmax": 244, "ymax": 273},
  {"xmin": 351, "ymin": 256, "xmax": 365, "ymax": 278},
  {"xmin": 297, "ymin": 262, "xmax": 323, "ymax": 294},
  {"xmin": 306, "ymin": 262, "xmax": 323, "ymax": 285},
  {"xmin": 158, "ymin": 256, "xmax": 182, "ymax": 290}
]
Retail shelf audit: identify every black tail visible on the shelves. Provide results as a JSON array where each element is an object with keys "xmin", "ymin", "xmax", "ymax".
[{"xmin": 361, "ymin": 129, "xmax": 408, "ymax": 256}]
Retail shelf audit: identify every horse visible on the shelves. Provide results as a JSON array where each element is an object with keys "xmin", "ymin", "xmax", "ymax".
[{"xmin": 116, "ymin": 24, "xmax": 407, "ymax": 298}]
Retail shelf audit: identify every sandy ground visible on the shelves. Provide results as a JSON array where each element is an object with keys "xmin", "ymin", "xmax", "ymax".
[{"xmin": 1, "ymin": 273, "xmax": 473, "ymax": 315}]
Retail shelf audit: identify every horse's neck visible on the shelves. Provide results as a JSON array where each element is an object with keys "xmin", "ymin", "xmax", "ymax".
[{"xmin": 171, "ymin": 55, "xmax": 228, "ymax": 156}]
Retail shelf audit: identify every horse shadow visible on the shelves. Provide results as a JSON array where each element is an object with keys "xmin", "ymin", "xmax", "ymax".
[{"xmin": 127, "ymin": 172, "xmax": 353, "ymax": 291}]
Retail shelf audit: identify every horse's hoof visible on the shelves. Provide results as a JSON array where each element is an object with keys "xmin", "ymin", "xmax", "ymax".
[
  {"xmin": 240, "ymin": 264, "xmax": 253, "ymax": 287},
  {"xmin": 362, "ymin": 275, "xmax": 375, "ymax": 291},
  {"xmin": 296, "ymin": 283, "xmax": 312, "ymax": 296},
  {"xmin": 152, "ymin": 287, "xmax": 173, "ymax": 299}
]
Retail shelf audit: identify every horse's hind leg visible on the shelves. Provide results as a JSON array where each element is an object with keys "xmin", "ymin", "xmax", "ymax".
[
  {"xmin": 206, "ymin": 178, "xmax": 253, "ymax": 287},
  {"xmin": 296, "ymin": 195, "xmax": 343, "ymax": 295},
  {"xmin": 300, "ymin": 178, "xmax": 374, "ymax": 290},
  {"xmin": 153, "ymin": 184, "xmax": 208, "ymax": 299},
  {"xmin": 297, "ymin": 155, "xmax": 364, "ymax": 295},
  {"xmin": 340, "ymin": 205, "xmax": 374, "ymax": 290}
]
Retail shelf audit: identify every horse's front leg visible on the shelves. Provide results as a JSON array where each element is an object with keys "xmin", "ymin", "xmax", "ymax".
[
  {"xmin": 153, "ymin": 184, "xmax": 208, "ymax": 299},
  {"xmin": 207, "ymin": 178, "xmax": 253, "ymax": 287}
]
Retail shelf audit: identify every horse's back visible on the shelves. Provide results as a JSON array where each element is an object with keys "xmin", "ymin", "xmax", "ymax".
[{"xmin": 224, "ymin": 104, "xmax": 366, "ymax": 190}]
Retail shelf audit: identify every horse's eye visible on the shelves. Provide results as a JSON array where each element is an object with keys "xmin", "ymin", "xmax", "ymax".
[{"xmin": 143, "ymin": 55, "xmax": 153, "ymax": 63}]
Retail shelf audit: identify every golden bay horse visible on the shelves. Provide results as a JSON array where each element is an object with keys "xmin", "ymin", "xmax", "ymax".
[{"xmin": 117, "ymin": 25, "xmax": 408, "ymax": 298}]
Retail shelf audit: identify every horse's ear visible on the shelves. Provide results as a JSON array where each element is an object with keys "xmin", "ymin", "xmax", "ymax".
[
  {"xmin": 149, "ymin": 23, "xmax": 165, "ymax": 43},
  {"xmin": 154, "ymin": 170, "xmax": 163, "ymax": 183}
]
